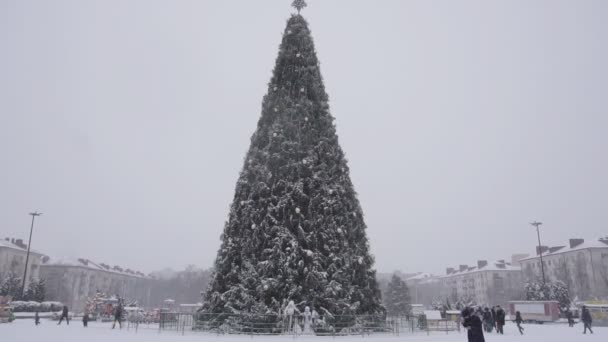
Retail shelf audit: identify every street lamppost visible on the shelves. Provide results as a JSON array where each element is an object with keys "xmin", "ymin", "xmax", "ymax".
[
  {"xmin": 21, "ymin": 211, "xmax": 42, "ymax": 298},
  {"xmin": 530, "ymin": 221, "xmax": 546, "ymax": 285}
]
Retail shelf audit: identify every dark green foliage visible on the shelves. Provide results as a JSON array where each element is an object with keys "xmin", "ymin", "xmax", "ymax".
[
  {"xmin": 384, "ymin": 274, "xmax": 412, "ymax": 317},
  {"xmin": 525, "ymin": 280, "xmax": 571, "ymax": 313},
  {"xmin": 24, "ymin": 278, "xmax": 46, "ymax": 302},
  {"xmin": 0, "ymin": 273, "xmax": 22, "ymax": 300},
  {"xmin": 201, "ymin": 14, "xmax": 383, "ymax": 317}
]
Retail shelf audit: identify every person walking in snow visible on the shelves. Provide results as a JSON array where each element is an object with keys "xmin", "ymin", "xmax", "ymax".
[
  {"xmin": 34, "ymin": 310, "xmax": 40, "ymax": 326},
  {"xmin": 581, "ymin": 306, "xmax": 593, "ymax": 334},
  {"xmin": 482, "ymin": 308, "xmax": 493, "ymax": 333},
  {"xmin": 82, "ymin": 311, "xmax": 89, "ymax": 327},
  {"xmin": 490, "ymin": 306, "xmax": 497, "ymax": 331},
  {"xmin": 461, "ymin": 307, "xmax": 485, "ymax": 342},
  {"xmin": 495, "ymin": 305, "xmax": 506, "ymax": 335},
  {"xmin": 112, "ymin": 303, "xmax": 123, "ymax": 329},
  {"xmin": 57, "ymin": 305, "xmax": 69, "ymax": 325},
  {"xmin": 514, "ymin": 311, "xmax": 524, "ymax": 335},
  {"xmin": 566, "ymin": 309, "xmax": 575, "ymax": 327}
]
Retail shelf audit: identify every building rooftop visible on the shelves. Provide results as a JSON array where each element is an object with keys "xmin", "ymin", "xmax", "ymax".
[
  {"xmin": 519, "ymin": 237, "xmax": 608, "ymax": 262},
  {"xmin": 42, "ymin": 256, "xmax": 150, "ymax": 279},
  {"xmin": 405, "ymin": 272, "xmax": 439, "ymax": 283},
  {"xmin": 0, "ymin": 237, "xmax": 44, "ymax": 256},
  {"xmin": 441, "ymin": 260, "xmax": 520, "ymax": 278}
]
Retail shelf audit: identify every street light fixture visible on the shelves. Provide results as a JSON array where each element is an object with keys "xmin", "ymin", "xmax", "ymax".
[
  {"xmin": 21, "ymin": 211, "xmax": 42, "ymax": 298},
  {"xmin": 530, "ymin": 221, "xmax": 546, "ymax": 285}
]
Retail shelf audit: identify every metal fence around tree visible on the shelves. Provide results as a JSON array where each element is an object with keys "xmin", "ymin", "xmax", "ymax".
[{"xmin": 157, "ymin": 312, "xmax": 462, "ymax": 336}]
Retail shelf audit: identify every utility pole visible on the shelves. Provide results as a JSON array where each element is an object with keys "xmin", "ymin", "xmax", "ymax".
[
  {"xmin": 530, "ymin": 221, "xmax": 546, "ymax": 285},
  {"xmin": 21, "ymin": 211, "xmax": 42, "ymax": 298}
]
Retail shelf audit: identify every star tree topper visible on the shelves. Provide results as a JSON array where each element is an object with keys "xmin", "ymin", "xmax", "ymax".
[{"xmin": 292, "ymin": 0, "xmax": 307, "ymax": 14}]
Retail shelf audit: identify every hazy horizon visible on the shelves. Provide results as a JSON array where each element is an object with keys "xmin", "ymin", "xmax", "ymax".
[{"xmin": 1, "ymin": 0, "xmax": 607, "ymax": 276}]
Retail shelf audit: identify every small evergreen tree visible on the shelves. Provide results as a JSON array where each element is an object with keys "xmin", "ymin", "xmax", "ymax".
[
  {"xmin": 525, "ymin": 280, "xmax": 570, "ymax": 313},
  {"xmin": 549, "ymin": 281, "xmax": 570, "ymax": 313},
  {"xmin": 0, "ymin": 273, "xmax": 23, "ymax": 300},
  {"xmin": 384, "ymin": 274, "xmax": 412, "ymax": 317},
  {"xmin": 28, "ymin": 279, "xmax": 46, "ymax": 302}
]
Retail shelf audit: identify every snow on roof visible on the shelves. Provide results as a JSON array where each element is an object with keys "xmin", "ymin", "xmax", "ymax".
[
  {"xmin": 441, "ymin": 260, "xmax": 520, "ymax": 278},
  {"xmin": 424, "ymin": 310, "xmax": 443, "ymax": 320},
  {"xmin": 406, "ymin": 272, "xmax": 434, "ymax": 281},
  {"xmin": 0, "ymin": 239, "xmax": 44, "ymax": 256},
  {"xmin": 42, "ymin": 257, "xmax": 150, "ymax": 279},
  {"xmin": 519, "ymin": 238, "xmax": 608, "ymax": 262}
]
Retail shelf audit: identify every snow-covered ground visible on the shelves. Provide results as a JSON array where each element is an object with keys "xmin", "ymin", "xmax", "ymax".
[{"xmin": 1, "ymin": 319, "xmax": 604, "ymax": 342}]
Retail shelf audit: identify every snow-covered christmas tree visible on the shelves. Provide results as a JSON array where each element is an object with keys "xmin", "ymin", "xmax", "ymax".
[{"xmin": 201, "ymin": 1, "xmax": 383, "ymax": 319}]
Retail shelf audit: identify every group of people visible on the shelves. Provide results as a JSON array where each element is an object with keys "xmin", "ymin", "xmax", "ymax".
[
  {"xmin": 35, "ymin": 303, "xmax": 124, "ymax": 329},
  {"xmin": 460, "ymin": 305, "xmax": 515, "ymax": 342},
  {"xmin": 460, "ymin": 304, "xmax": 597, "ymax": 342},
  {"xmin": 479, "ymin": 305, "xmax": 508, "ymax": 334}
]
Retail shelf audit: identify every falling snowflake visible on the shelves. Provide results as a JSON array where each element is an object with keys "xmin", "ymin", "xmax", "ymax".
[
  {"xmin": 302, "ymin": 159, "xmax": 307, "ymax": 164},
  {"xmin": 274, "ymin": 107, "xmax": 278, "ymax": 112},
  {"xmin": 295, "ymin": 207, "xmax": 301, "ymax": 214},
  {"xmin": 306, "ymin": 250, "xmax": 313, "ymax": 257},
  {"xmin": 337, "ymin": 228, "xmax": 343, "ymax": 234},
  {"xmin": 263, "ymin": 284, "xmax": 269, "ymax": 290},
  {"xmin": 273, "ymin": 133, "xmax": 278, "ymax": 137},
  {"xmin": 358, "ymin": 257, "xmax": 364, "ymax": 264},
  {"xmin": 304, "ymin": 117, "xmax": 308, "ymax": 121},
  {"xmin": 240, "ymin": 200, "xmax": 245, "ymax": 205},
  {"xmin": 251, "ymin": 223, "xmax": 256, "ymax": 229},
  {"xmin": 300, "ymin": 87, "xmax": 305, "ymax": 92},
  {"xmin": 296, "ymin": 53, "xmax": 301, "ymax": 57},
  {"xmin": 273, "ymin": 86, "xmax": 278, "ymax": 91}
]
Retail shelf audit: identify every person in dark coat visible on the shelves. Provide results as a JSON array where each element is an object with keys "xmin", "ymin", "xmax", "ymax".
[
  {"xmin": 112, "ymin": 304, "xmax": 123, "ymax": 329},
  {"xmin": 57, "ymin": 305, "xmax": 69, "ymax": 325},
  {"xmin": 581, "ymin": 306, "xmax": 593, "ymax": 334},
  {"xmin": 462, "ymin": 307, "xmax": 485, "ymax": 342},
  {"xmin": 482, "ymin": 308, "xmax": 493, "ymax": 333},
  {"xmin": 490, "ymin": 306, "xmax": 497, "ymax": 331},
  {"xmin": 34, "ymin": 310, "xmax": 40, "ymax": 326},
  {"xmin": 515, "ymin": 311, "xmax": 524, "ymax": 335},
  {"xmin": 82, "ymin": 312, "xmax": 89, "ymax": 327},
  {"xmin": 495, "ymin": 305, "xmax": 506, "ymax": 335},
  {"xmin": 566, "ymin": 309, "xmax": 574, "ymax": 327}
]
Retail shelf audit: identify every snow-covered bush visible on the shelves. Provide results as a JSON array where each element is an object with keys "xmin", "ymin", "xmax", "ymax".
[
  {"xmin": 525, "ymin": 280, "xmax": 571, "ymax": 313},
  {"xmin": 10, "ymin": 300, "xmax": 63, "ymax": 312}
]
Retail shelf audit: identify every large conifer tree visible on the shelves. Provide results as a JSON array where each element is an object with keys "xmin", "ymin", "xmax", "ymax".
[{"xmin": 202, "ymin": 5, "xmax": 383, "ymax": 317}]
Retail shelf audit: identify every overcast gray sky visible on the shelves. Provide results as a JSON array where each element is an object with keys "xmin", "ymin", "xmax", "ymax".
[{"xmin": 1, "ymin": 0, "xmax": 607, "ymax": 275}]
